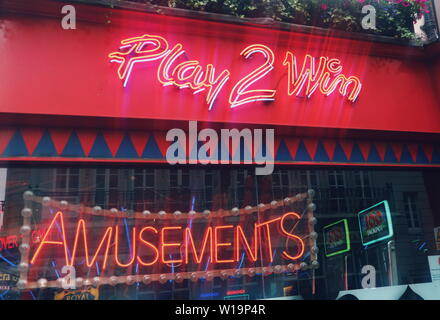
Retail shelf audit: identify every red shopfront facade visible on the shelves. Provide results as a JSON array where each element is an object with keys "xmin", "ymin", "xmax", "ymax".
[{"xmin": 0, "ymin": 0, "xmax": 440, "ymax": 300}]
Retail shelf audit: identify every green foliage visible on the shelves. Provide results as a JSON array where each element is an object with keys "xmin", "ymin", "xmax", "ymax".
[{"xmin": 141, "ymin": 0, "xmax": 426, "ymax": 39}]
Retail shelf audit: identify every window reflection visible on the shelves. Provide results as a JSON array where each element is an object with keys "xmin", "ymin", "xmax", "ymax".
[{"xmin": 0, "ymin": 166, "xmax": 439, "ymax": 300}]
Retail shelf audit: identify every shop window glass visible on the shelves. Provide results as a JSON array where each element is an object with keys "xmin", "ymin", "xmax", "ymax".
[
  {"xmin": 353, "ymin": 171, "xmax": 374, "ymax": 211},
  {"xmin": 168, "ymin": 168, "xmax": 190, "ymax": 211},
  {"xmin": 404, "ymin": 192, "xmax": 420, "ymax": 229},
  {"xmin": 328, "ymin": 170, "xmax": 347, "ymax": 213},
  {"xmin": 54, "ymin": 168, "xmax": 79, "ymax": 192},
  {"xmin": 204, "ymin": 169, "xmax": 215, "ymax": 210},
  {"xmin": 95, "ymin": 169, "xmax": 119, "ymax": 208},
  {"xmin": 132, "ymin": 169, "xmax": 155, "ymax": 212},
  {"xmin": 299, "ymin": 170, "xmax": 318, "ymax": 190},
  {"xmin": 272, "ymin": 169, "xmax": 289, "ymax": 199},
  {"xmin": 2, "ymin": 166, "xmax": 440, "ymax": 300}
]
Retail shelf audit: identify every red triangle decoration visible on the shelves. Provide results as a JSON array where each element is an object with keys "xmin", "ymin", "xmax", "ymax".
[
  {"xmin": 21, "ymin": 128, "xmax": 44, "ymax": 155},
  {"xmin": 374, "ymin": 142, "xmax": 387, "ymax": 161},
  {"xmin": 339, "ymin": 140, "xmax": 354, "ymax": 160},
  {"xmin": 129, "ymin": 131, "xmax": 149, "ymax": 158},
  {"xmin": 0, "ymin": 127, "xmax": 16, "ymax": 155},
  {"xmin": 391, "ymin": 143, "xmax": 404, "ymax": 162},
  {"xmin": 76, "ymin": 129, "xmax": 97, "ymax": 156},
  {"xmin": 153, "ymin": 132, "xmax": 171, "ymax": 158},
  {"xmin": 284, "ymin": 137, "xmax": 301, "ymax": 160},
  {"xmin": 274, "ymin": 136, "xmax": 282, "ymax": 159},
  {"xmin": 303, "ymin": 138, "xmax": 319, "ymax": 160},
  {"xmin": 322, "ymin": 139, "xmax": 337, "ymax": 160},
  {"xmin": 422, "ymin": 144, "xmax": 434, "ymax": 162},
  {"xmin": 407, "ymin": 143, "xmax": 418, "ymax": 162},
  {"xmin": 357, "ymin": 141, "xmax": 371, "ymax": 162},
  {"xmin": 49, "ymin": 128, "xmax": 72, "ymax": 155},
  {"xmin": 103, "ymin": 131, "xmax": 125, "ymax": 157}
]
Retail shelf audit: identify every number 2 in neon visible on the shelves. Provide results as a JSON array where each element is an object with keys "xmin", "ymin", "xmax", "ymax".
[{"xmin": 229, "ymin": 44, "xmax": 276, "ymax": 109}]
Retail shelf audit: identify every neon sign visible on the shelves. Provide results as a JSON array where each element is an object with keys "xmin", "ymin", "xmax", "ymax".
[
  {"xmin": 109, "ymin": 34, "xmax": 230, "ymax": 111},
  {"xmin": 16, "ymin": 191, "xmax": 317, "ymax": 289},
  {"xmin": 226, "ymin": 289, "xmax": 246, "ymax": 295},
  {"xmin": 109, "ymin": 35, "xmax": 362, "ymax": 110},
  {"xmin": 283, "ymin": 53, "xmax": 361, "ymax": 101},
  {"xmin": 30, "ymin": 211, "xmax": 305, "ymax": 270},
  {"xmin": 0, "ymin": 229, "xmax": 45, "ymax": 252},
  {"xmin": 323, "ymin": 219, "xmax": 351, "ymax": 257},
  {"xmin": 229, "ymin": 44, "xmax": 276, "ymax": 109},
  {"xmin": 358, "ymin": 200, "xmax": 394, "ymax": 246}
]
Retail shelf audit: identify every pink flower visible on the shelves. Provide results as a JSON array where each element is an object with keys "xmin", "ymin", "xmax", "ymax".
[{"xmin": 321, "ymin": 4, "xmax": 328, "ymax": 10}]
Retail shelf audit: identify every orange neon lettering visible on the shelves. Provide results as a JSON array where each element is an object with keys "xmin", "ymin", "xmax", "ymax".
[
  {"xmin": 256, "ymin": 217, "xmax": 281, "ymax": 262},
  {"xmin": 213, "ymin": 225, "xmax": 235, "ymax": 263},
  {"xmin": 319, "ymin": 58, "xmax": 362, "ymax": 102},
  {"xmin": 156, "ymin": 43, "xmax": 230, "ymax": 110},
  {"xmin": 30, "ymin": 211, "xmax": 69, "ymax": 266},
  {"xmin": 161, "ymin": 226, "xmax": 183, "ymax": 264},
  {"xmin": 110, "ymin": 35, "xmax": 362, "ymax": 109},
  {"xmin": 284, "ymin": 52, "xmax": 362, "ymax": 102},
  {"xmin": 229, "ymin": 44, "xmax": 276, "ymax": 109},
  {"xmin": 320, "ymin": 73, "xmax": 362, "ymax": 102},
  {"xmin": 280, "ymin": 212, "xmax": 305, "ymax": 260},
  {"xmin": 157, "ymin": 43, "xmax": 185, "ymax": 85},
  {"xmin": 173, "ymin": 60, "xmax": 201, "ymax": 84},
  {"xmin": 137, "ymin": 226, "xmax": 159, "ymax": 266},
  {"xmin": 283, "ymin": 52, "xmax": 328, "ymax": 98},
  {"xmin": 184, "ymin": 227, "xmax": 213, "ymax": 264},
  {"xmin": 108, "ymin": 34, "xmax": 170, "ymax": 87},
  {"xmin": 193, "ymin": 67, "xmax": 208, "ymax": 87},
  {"xmin": 205, "ymin": 65, "xmax": 230, "ymax": 110},
  {"xmin": 326, "ymin": 58, "xmax": 343, "ymax": 73},
  {"xmin": 114, "ymin": 226, "xmax": 137, "ymax": 268},
  {"xmin": 234, "ymin": 225, "xmax": 258, "ymax": 262},
  {"xmin": 32, "ymin": 209, "xmax": 308, "ymax": 271},
  {"xmin": 70, "ymin": 219, "xmax": 113, "ymax": 270}
]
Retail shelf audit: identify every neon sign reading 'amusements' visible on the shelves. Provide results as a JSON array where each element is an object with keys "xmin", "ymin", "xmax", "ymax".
[
  {"xmin": 109, "ymin": 35, "xmax": 362, "ymax": 110},
  {"xmin": 30, "ymin": 211, "xmax": 305, "ymax": 270}
]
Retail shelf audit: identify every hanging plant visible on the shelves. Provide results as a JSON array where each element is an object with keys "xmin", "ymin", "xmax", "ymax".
[{"xmin": 139, "ymin": 0, "xmax": 428, "ymax": 40}]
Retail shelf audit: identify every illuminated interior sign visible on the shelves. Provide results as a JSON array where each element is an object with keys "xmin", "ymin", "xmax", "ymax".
[
  {"xmin": 0, "ymin": 272, "xmax": 18, "ymax": 291},
  {"xmin": 54, "ymin": 287, "xmax": 99, "ymax": 300},
  {"xmin": 0, "ymin": 229, "xmax": 43, "ymax": 252},
  {"xmin": 0, "ymin": 235, "xmax": 19, "ymax": 252},
  {"xmin": 283, "ymin": 285, "xmax": 293, "ymax": 296},
  {"xmin": 109, "ymin": 34, "xmax": 362, "ymax": 110},
  {"xmin": 226, "ymin": 289, "xmax": 246, "ymax": 295},
  {"xmin": 17, "ymin": 192, "xmax": 317, "ymax": 289},
  {"xmin": 30, "ymin": 211, "xmax": 305, "ymax": 270},
  {"xmin": 200, "ymin": 292, "xmax": 219, "ymax": 298},
  {"xmin": 358, "ymin": 200, "xmax": 394, "ymax": 246},
  {"xmin": 323, "ymin": 219, "xmax": 350, "ymax": 257}
]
